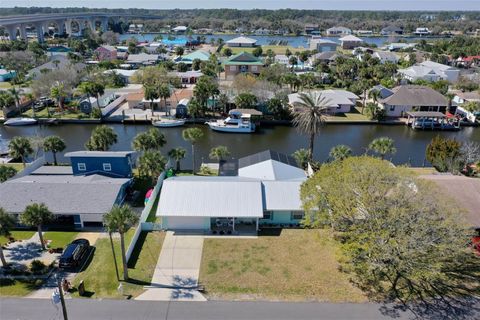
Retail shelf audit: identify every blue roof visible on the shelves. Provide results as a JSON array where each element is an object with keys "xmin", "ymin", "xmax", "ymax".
[{"xmin": 162, "ymin": 39, "xmax": 187, "ymax": 46}]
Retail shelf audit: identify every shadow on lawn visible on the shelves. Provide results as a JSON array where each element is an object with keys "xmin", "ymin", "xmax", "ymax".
[
  {"xmin": 127, "ymin": 232, "xmax": 147, "ymax": 269},
  {"xmin": 258, "ymin": 228, "xmax": 283, "ymax": 237}
]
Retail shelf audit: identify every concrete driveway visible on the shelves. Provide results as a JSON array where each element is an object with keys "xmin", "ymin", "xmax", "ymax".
[{"xmin": 136, "ymin": 231, "xmax": 206, "ymax": 301}]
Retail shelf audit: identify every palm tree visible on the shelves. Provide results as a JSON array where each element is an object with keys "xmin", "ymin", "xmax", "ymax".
[
  {"xmin": 0, "ymin": 92, "xmax": 15, "ymax": 118},
  {"xmin": 292, "ymin": 92, "xmax": 331, "ymax": 161},
  {"xmin": 158, "ymin": 84, "xmax": 171, "ymax": 115},
  {"xmin": 329, "ymin": 145, "xmax": 353, "ymax": 161},
  {"xmin": 144, "ymin": 85, "xmax": 159, "ymax": 116},
  {"xmin": 366, "ymin": 89, "xmax": 380, "ymax": 114},
  {"xmin": 103, "ymin": 205, "xmax": 139, "ymax": 281},
  {"xmin": 292, "ymin": 148, "xmax": 310, "ymax": 170},
  {"xmin": 138, "ymin": 150, "xmax": 167, "ymax": 185},
  {"xmin": 50, "ymin": 83, "xmax": 68, "ymax": 110},
  {"xmin": 20, "ymin": 203, "xmax": 53, "ymax": 251},
  {"xmin": 9, "ymin": 136, "xmax": 33, "ymax": 168},
  {"xmin": 368, "ymin": 137, "xmax": 397, "ymax": 160},
  {"xmin": 182, "ymin": 128, "xmax": 204, "ymax": 174},
  {"xmin": 0, "ymin": 165, "xmax": 17, "ymax": 182},
  {"xmin": 8, "ymin": 87, "xmax": 22, "ymax": 110},
  {"xmin": 43, "ymin": 136, "xmax": 66, "ymax": 166},
  {"xmin": 132, "ymin": 129, "xmax": 166, "ymax": 152},
  {"xmin": 209, "ymin": 146, "xmax": 230, "ymax": 164},
  {"xmin": 168, "ymin": 147, "xmax": 186, "ymax": 172},
  {"xmin": 0, "ymin": 208, "xmax": 16, "ymax": 267},
  {"xmin": 85, "ymin": 125, "xmax": 118, "ymax": 151}
]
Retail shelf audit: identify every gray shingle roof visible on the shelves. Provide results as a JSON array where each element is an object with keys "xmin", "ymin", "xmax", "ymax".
[
  {"xmin": 64, "ymin": 151, "xmax": 135, "ymax": 158},
  {"xmin": 379, "ymin": 85, "xmax": 448, "ymax": 107}
]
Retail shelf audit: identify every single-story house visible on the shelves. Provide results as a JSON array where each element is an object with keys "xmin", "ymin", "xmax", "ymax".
[
  {"xmin": 380, "ymin": 26, "xmax": 404, "ymax": 36},
  {"xmin": 95, "ymin": 45, "xmax": 117, "ymax": 61},
  {"xmin": 378, "ymin": 85, "xmax": 448, "ymax": 117},
  {"xmin": 223, "ymin": 51, "xmax": 263, "ymax": 80},
  {"xmin": 455, "ymin": 55, "xmax": 480, "ymax": 68},
  {"xmin": 157, "ymin": 150, "xmax": 307, "ymax": 232},
  {"xmin": 453, "ymin": 91, "xmax": 480, "ymax": 105},
  {"xmin": 46, "ymin": 46, "xmax": 72, "ymax": 57},
  {"xmin": 0, "ymin": 68, "xmax": 16, "ymax": 82},
  {"xmin": 398, "ymin": 60, "xmax": 460, "ymax": 83},
  {"xmin": 103, "ymin": 69, "xmax": 137, "ymax": 84},
  {"xmin": 386, "ymin": 43, "xmax": 416, "ymax": 52},
  {"xmin": 305, "ymin": 24, "xmax": 320, "ymax": 35},
  {"xmin": 169, "ymin": 70, "xmax": 203, "ymax": 84},
  {"xmin": 226, "ymin": 36, "xmax": 257, "ymax": 48},
  {"xmin": 172, "ymin": 26, "xmax": 188, "ymax": 33},
  {"xmin": 308, "ymin": 51, "xmax": 343, "ymax": 65},
  {"xmin": 326, "ymin": 26, "xmax": 352, "ymax": 36},
  {"xmin": 372, "ymin": 51, "xmax": 399, "ymax": 64},
  {"xmin": 175, "ymin": 50, "xmax": 210, "ymax": 65},
  {"xmin": 127, "ymin": 53, "xmax": 160, "ymax": 67},
  {"xmin": 27, "ymin": 55, "xmax": 86, "ymax": 80},
  {"xmin": 288, "ymin": 89, "xmax": 359, "ymax": 114},
  {"xmin": 310, "ymin": 38, "xmax": 339, "ymax": 52},
  {"xmin": 339, "ymin": 35, "xmax": 364, "ymax": 49}
]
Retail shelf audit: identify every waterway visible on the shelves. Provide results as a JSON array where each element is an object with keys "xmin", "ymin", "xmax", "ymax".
[
  {"xmin": 120, "ymin": 33, "xmax": 444, "ymax": 48},
  {"xmin": 1, "ymin": 123, "xmax": 478, "ymax": 169}
]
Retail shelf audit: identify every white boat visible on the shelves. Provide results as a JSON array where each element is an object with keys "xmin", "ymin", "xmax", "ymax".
[
  {"xmin": 152, "ymin": 118, "xmax": 186, "ymax": 128},
  {"xmin": 206, "ymin": 111, "xmax": 256, "ymax": 133},
  {"xmin": 3, "ymin": 117, "xmax": 37, "ymax": 126}
]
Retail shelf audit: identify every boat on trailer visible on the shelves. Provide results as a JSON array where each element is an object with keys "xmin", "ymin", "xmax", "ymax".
[
  {"xmin": 3, "ymin": 117, "xmax": 38, "ymax": 126},
  {"xmin": 205, "ymin": 111, "xmax": 256, "ymax": 133}
]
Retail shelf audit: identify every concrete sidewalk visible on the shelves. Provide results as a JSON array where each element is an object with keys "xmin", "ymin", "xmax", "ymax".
[{"xmin": 136, "ymin": 231, "xmax": 206, "ymax": 301}]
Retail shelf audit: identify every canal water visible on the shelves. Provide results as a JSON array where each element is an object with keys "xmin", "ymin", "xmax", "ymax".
[
  {"xmin": 1, "ymin": 124, "xmax": 478, "ymax": 169},
  {"xmin": 120, "ymin": 33, "xmax": 440, "ymax": 48}
]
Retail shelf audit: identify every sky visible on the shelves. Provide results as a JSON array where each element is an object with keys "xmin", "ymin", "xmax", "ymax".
[{"xmin": 0, "ymin": 1, "xmax": 479, "ymax": 11}]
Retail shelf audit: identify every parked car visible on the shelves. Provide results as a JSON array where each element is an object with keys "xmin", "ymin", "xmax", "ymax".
[{"xmin": 59, "ymin": 238, "xmax": 90, "ymax": 269}]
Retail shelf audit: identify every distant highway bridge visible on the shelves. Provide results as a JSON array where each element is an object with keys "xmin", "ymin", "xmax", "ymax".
[{"xmin": 0, "ymin": 13, "xmax": 162, "ymax": 42}]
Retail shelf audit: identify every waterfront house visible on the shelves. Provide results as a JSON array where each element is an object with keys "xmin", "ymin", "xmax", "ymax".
[
  {"xmin": 46, "ymin": 45, "xmax": 71, "ymax": 57},
  {"xmin": 65, "ymin": 151, "xmax": 136, "ymax": 178},
  {"xmin": 378, "ymin": 85, "xmax": 448, "ymax": 117},
  {"xmin": 308, "ymin": 51, "xmax": 343, "ymax": 65},
  {"xmin": 386, "ymin": 42, "xmax": 416, "ymax": 52},
  {"xmin": 305, "ymin": 24, "xmax": 320, "ymax": 35},
  {"xmin": 339, "ymin": 35, "xmax": 364, "ymax": 49},
  {"xmin": 0, "ymin": 68, "xmax": 16, "ymax": 82},
  {"xmin": 223, "ymin": 51, "xmax": 263, "ymax": 80},
  {"xmin": 414, "ymin": 27, "xmax": 431, "ymax": 35},
  {"xmin": 95, "ymin": 45, "xmax": 117, "ymax": 61},
  {"xmin": 288, "ymin": 89, "xmax": 359, "ymax": 114},
  {"xmin": 172, "ymin": 26, "xmax": 188, "ymax": 33},
  {"xmin": 157, "ymin": 150, "xmax": 307, "ymax": 232},
  {"xmin": 398, "ymin": 60, "xmax": 460, "ymax": 83},
  {"xmin": 380, "ymin": 25, "xmax": 404, "ymax": 36},
  {"xmin": 326, "ymin": 26, "xmax": 352, "ymax": 36},
  {"xmin": 309, "ymin": 38, "xmax": 339, "ymax": 52},
  {"xmin": 226, "ymin": 36, "xmax": 257, "ymax": 48},
  {"xmin": 452, "ymin": 91, "xmax": 480, "ymax": 123},
  {"xmin": 175, "ymin": 98, "xmax": 189, "ymax": 117}
]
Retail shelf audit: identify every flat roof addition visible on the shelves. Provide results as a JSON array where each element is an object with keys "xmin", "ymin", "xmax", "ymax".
[{"xmin": 406, "ymin": 111, "xmax": 446, "ymax": 118}]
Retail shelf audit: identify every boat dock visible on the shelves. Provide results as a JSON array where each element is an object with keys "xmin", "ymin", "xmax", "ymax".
[{"xmin": 405, "ymin": 111, "xmax": 461, "ymax": 131}]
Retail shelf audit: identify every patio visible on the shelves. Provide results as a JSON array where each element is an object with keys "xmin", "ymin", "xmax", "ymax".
[{"xmin": 3, "ymin": 233, "xmax": 60, "ymax": 268}]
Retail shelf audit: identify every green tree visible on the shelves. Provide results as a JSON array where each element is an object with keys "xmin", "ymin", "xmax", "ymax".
[
  {"xmin": 194, "ymin": 76, "xmax": 219, "ymax": 113},
  {"xmin": 50, "ymin": 83, "xmax": 68, "ymax": 110},
  {"xmin": 292, "ymin": 148, "xmax": 310, "ymax": 170},
  {"xmin": 234, "ymin": 92, "xmax": 258, "ymax": 109},
  {"xmin": 138, "ymin": 150, "xmax": 167, "ymax": 185},
  {"xmin": 368, "ymin": 137, "xmax": 396, "ymax": 160},
  {"xmin": 85, "ymin": 125, "xmax": 118, "ymax": 151},
  {"xmin": 8, "ymin": 87, "xmax": 22, "ymax": 110},
  {"xmin": 0, "ymin": 208, "xmax": 16, "ymax": 266},
  {"xmin": 0, "ymin": 165, "xmax": 17, "ymax": 182},
  {"xmin": 209, "ymin": 146, "xmax": 230, "ymax": 163},
  {"xmin": 252, "ymin": 46, "xmax": 263, "ymax": 57},
  {"xmin": 103, "ymin": 205, "xmax": 139, "ymax": 281},
  {"xmin": 168, "ymin": 147, "xmax": 187, "ymax": 172},
  {"xmin": 175, "ymin": 46, "xmax": 184, "ymax": 56},
  {"xmin": 132, "ymin": 128, "xmax": 166, "ymax": 152},
  {"xmin": 43, "ymin": 136, "xmax": 66, "ymax": 166},
  {"xmin": 329, "ymin": 144, "xmax": 353, "ymax": 161},
  {"xmin": 158, "ymin": 84, "xmax": 171, "ymax": 115},
  {"xmin": 182, "ymin": 128, "xmax": 204, "ymax": 174},
  {"xmin": 0, "ymin": 92, "xmax": 15, "ymax": 118},
  {"xmin": 223, "ymin": 47, "xmax": 232, "ymax": 57},
  {"xmin": 8, "ymin": 136, "xmax": 33, "ymax": 168},
  {"xmin": 426, "ymin": 135, "xmax": 463, "ymax": 173},
  {"xmin": 291, "ymin": 92, "xmax": 330, "ymax": 160},
  {"xmin": 192, "ymin": 59, "xmax": 202, "ymax": 71},
  {"xmin": 20, "ymin": 203, "xmax": 53, "ymax": 251},
  {"xmin": 144, "ymin": 85, "xmax": 160, "ymax": 116}
]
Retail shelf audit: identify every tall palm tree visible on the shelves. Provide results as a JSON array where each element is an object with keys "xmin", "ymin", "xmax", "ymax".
[
  {"xmin": 292, "ymin": 148, "xmax": 310, "ymax": 170},
  {"xmin": 182, "ymin": 128, "xmax": 204, "ymax": 174},
  {"xmin": 292, "ymin": 92, "xmax": 331, "ymax": 161},
  {"xmin": 144, "ymin": 85, "xmax": 159, "ymax": 116},
  {"xmin": 20, "ymin": 203, "xmax": 53, "ymax": 251},
  {"xmin": 103, "ymin": 205, "xmax": 139, "ymax": 281},
  {"xmin": 158, "ymin": 83, "xmax": 171, "ymax": 115},
  {"xmin": 0, "ymin": 92, "xmax": 15, "ymax": 119},
  {"xmin": 85, "ymin": 125, "xmax": 118, "ymax": 151},
  {"xmin": 368, "ymin": 137, "xmax": 397, "ymax": 160},
  {"xmin": 50, "ymin": 82, "xmax": 68, "ymax": 110},
  {"xmin": 329, "ymin": 145, "xmax": 353, "ymax": 161},
  {"xmin": 168, "ymin": 147, "xmax": 186, "ymax": 172},
  {"xmin": 43, "ymin": 136, "xmax": 66, "ymax": 166},
  {"xmin": 8, "ymin": 87, "xmax": 23, "ymax": 111},
  {"xmin": 132, "ymin": 129, "xmax": 166, "ymax": 152},
  {"xmin": 138, "ymin": 150, "xmax": 167, "ymax": 185},
  {"xmin": 8, "ymin": 136, "xmax": 33, "ymax": 168},
  {"xmin": 209, "ymin": 146, "xmax": 230, "ymax": 164},
  {"xmin": 0, "ymin": 208, "xmax": 16, "ymax": 267}
]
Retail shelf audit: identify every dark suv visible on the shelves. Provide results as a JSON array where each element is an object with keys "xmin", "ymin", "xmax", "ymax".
[{"xmin": 59, "ymin": 239, "xmax": 90, "ymax": 269}]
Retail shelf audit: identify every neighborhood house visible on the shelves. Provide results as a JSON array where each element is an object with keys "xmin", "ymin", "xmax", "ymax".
[{"xmin": 223, "ymin": 51, "xmax": 263, "ymax": 80}]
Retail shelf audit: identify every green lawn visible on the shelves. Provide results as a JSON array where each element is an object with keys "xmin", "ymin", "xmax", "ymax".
[
  {"xmin": 44, "ymin": 231, "xmax": 79, "ymax": 249},
  {"xmin": 22, "ymin": 108, "xmax": 91, "ymax": 119},
  {"xmin": 229, "ymin": 45, "xmax": 304, "ymax": 55},
  {"xmin": 200, "ymin": 229, "xmax": 367, "ymax": 302},
  {"xmin": 327, "ymin": 107, "xmax": 370, "ymax": 122},
  {"xmin": 0, "ymin": 230, "xmax": 35, "ymax": 245},
  {"xmin": 72, "ymin": 231, "xmax": 165, "ymax": 299},
  {"xmin": 0, "ymin": 279, "xmax": 44, "ymax": 297},
  {"xmin": 0, "ymin": 82, "xmax": 12, "ymax": 89},
  {"xmin": 1, "ymin": 163, "xmax": 25, "ymax": 172}
]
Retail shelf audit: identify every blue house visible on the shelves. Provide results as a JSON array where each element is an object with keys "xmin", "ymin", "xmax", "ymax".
[{"xmin": 65, "ymin": 151, "xmax": 136, "ymax": 178}]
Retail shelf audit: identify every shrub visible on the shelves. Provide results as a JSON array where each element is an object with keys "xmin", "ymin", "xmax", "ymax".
[{"xmin": 30, "ymin": 260, "xmax": 47, "ymax": 274}]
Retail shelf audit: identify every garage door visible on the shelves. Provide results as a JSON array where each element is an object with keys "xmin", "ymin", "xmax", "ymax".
[{"xmin": 166, "ymin": 217, "xmax": 209, "ymax": 230}]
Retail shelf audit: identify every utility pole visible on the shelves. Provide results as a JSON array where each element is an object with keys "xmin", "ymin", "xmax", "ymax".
[{"xmin": 56, "ymin": 275, "xmax": 68, "ymax": 320}]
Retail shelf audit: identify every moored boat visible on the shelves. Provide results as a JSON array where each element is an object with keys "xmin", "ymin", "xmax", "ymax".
[
  {"xmin": 206, "ymin": 111, "xmax": 256, "ymax": 133},
  {"xmin": 152, "ymin": 117, "xmax": 186, "ymax": 128},
  {"xmin": 3, "ymin": 117, "xmax": 38, "ymax": 126}
]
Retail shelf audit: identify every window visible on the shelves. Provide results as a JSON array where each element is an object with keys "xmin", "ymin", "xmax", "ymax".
[
  {"xmin": 230, "ymin": 66, "xmax": 237, "ymax": 71},
  {"xmin": 77, "ymin": 163, "xmax": 86, "ymax": 171},
  {"xmin": 251, "ymin": 66, "xmax": 258, "ymax": 72},
  {"xmin": 103, "ymin": 163, "xmax": 112, "ymax": 171},
  {"xmin": 389, "ymin": 105, "xmax": 395, "ymax": 111},
  {"xmin": 291, "ymin": 211, "xmax": 304, "ymax": 220},
  {"xmin": 263, "ymin": 211, "xmax": 273, "ymax": 220}
]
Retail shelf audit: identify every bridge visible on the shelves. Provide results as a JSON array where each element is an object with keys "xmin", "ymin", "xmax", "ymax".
[{"xmin": 0, "ymin": 13, "xmax": 162, "ymax": 42}]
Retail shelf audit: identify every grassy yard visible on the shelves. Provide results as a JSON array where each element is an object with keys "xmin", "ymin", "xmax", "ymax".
[
  {"xmin": 229, "ymin": 45, "xmax": 304, "ymax": 55},
  {"xmin": 0, "ymin": 82, "xmax": 12, "ymax": 89},
  {"xmin": 22, "ymin": 108, "xmax": 90, "ymax": 119},
  {"xmin": 327, "ymin": 107, "xmax": 370, "ymax": 122},
  {"xmin": 72, "ymin": 231, "xmax": 165, "ymax": 299},
  {"xmin": 44, "ymin": 231, "xmax": 79, "ymax": 249},
  {"xmin": 200, "ymin": 229, "xmax": 366, "ymax": 302},
  {"xmin": 0, "ymin": 162, "xmax": 25, "ymax": 172},
  {"xmin": 0, "ymin": 279, "xmax": 44, "ymax": 297},
  {"xmin": 0, "ymin": 230, "xmax": 35, "ymax": 245},
  {"xmin": 408, "ymin": 167, "xmax": 438, "ymax": 175}
]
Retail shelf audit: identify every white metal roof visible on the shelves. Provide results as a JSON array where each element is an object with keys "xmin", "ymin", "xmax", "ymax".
[
  {"xmin": 226, "ymin": 36, "xmax": 257, "ymax": 44},
  {"xmin": 339, "ymin": 35, "xmax": 363, "ymax": 42},
  {"xmin": 238, "ymin": 159, "xmax": 306, "ymax": 181},
  {"xmin": 157, "ymin": 176, "xmax": 264, "ymax": 218},
  {"xmin": 262, "ymin": 180, "xmax": 305, "ymax": 211}
]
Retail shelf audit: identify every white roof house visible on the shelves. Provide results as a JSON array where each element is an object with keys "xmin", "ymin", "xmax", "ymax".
[
  {"xmin": 172, "ymin": 26, "xmax": 188, "ymax": 32},
  {"xmin": 288, "ymin": 90, "xmax": 359, "ymax": 114},
  {"xmin": 372, "ymin": 51, "xmax": 399, "ymax": 64},
  {"xmin": 156, "ymin": 150, "xmax": 307, "ymax": 232},
  {"xmin": 127, "ymin": 53, "xmax": 160, "ymax": 65},
  {"xmin": 226, "ymin": 36, "xmax": 257, "ymax": 47},
  {"xmin": 398, "ymin": 60, "xmax": 460, "ymax": 83}
]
